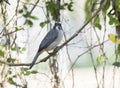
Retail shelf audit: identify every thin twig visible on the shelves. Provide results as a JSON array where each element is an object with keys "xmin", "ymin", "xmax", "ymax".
[
  {"xmin": 63, "ymin": 40, "xmax": 108, "ymax": 80},
  {"xmin": 23, "ymin": 0, "xmax": 40, "ymax": 25},
  {"xmin": 85, "ymin": 26, "xmax": 99, "ymax": 88},
  {"xmin": 63, "ymin": 31, "xmax": 74, "ymax": 88}
]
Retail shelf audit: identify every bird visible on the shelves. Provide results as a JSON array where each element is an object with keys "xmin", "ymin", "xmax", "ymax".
[{"xmin": 29, "ymin": 22, "xmax": 63, "ymax": 69}]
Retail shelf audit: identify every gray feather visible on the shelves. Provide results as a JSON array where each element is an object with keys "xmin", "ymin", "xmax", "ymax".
[
  {"xmin": 38, "ymin": 29, "xmax": 58, "ymax": 52},
  {"xmin": 29, "ymin": 52, "xmax": 41, "ymax": 69}
]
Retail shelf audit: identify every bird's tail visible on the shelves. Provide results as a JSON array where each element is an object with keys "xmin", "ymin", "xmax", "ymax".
[{"xmin": 29, "ymin": 52, "xmax": 41, "ymax": 69}]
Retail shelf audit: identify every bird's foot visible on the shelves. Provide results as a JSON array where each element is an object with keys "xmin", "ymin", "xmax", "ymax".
[
  {"xmin": 54, "ymin": 46, "xmax": 60, "ymax": 53},
  {"xmin": 48, "ymin": 52, "xmax": 53, "ymax": 55},
  {"xmin": 47, "ymin": 46, "xmax": 60, "ymax": 56},
  {"xmin": 46, "ymin": 51, "xmax": 53, "ymax": 55}
]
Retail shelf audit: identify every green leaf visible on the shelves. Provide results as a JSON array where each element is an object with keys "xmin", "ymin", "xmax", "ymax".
[
  {"xmin": 0, "ymin": 63, "xmax": 2, "ymax": 66},
  {"xmin": 20, "ymin": 68, "xmax": 30, "ymax": 76},
  {"xmin": 39, "ymin": 21, "xmax": 49, "ymax": 28},
  {"xmin": 84, "ymin": 0, "xmax": 92, "ymax": 21},
  {"xmin": 67, "ymin": 1, "xmax": 74, "ymax": 11},
  {"xmin": 15, "ymin": 26, "xmax": 24, "ymax": 30},
  {"xmin": 25, "ymin": 71, "xmax": 30, "ymax": 76},
  {"xmin": 94, "ymin": 23, "xmax": 101, "ymax": 29},
  {"xmin": 116, "ymin": 0, "xmax": 120, "ymax": 11},
  {"xmin": 102, "ymin": 0, "xmax": 110, "ymax": 15},
  {"xmin": 0, "ymin": 50, "xmax": 4, "ymax": 57},
  {"xmin": 39, "ymin": 22, "xmax": 46, "ymax": 28},
  {"xmin": 8, "ymin": 77, "xmax": 16, "ymax": 85},
  {"xmin": 117, "ymin": 45, "xmax": 120, "ymax": 55},
  {"xmin": 26, "ymin": 20, "xmax": 33, "ymax": 27},
  {"xmin": 18, "ymin": 9, "xmax": 23, "ymax": 13},
  {"xmin": 13, "ymin": 75, "xmax": 17, "ymax": 78},
  {"xmin": 20, "ymin": 68, "xmax": 24, "ymax": 75},
  {"xmin": 30, "ymin": 16, "xmax": 39, "ymax": 20},
  {"xmin": 11, "ymin": 47, "xmax": 17, "ymax": 51},
  {"xmin": 23, "ymin": 11, "xmax": 30, "ymax": 18},
  {"xmin": 46, "ymin": 1, "xmax": 60, "ymax": 20},
  {"xmin": 22, "ymin": 47, "xmax": 26, "ymax": 51},
  {"xmin": 93, "ymin": 15, "xmax": 101, "ymax": 30},
  {"xmin": 108, "ymin": 14, "xmax": 119, "ymax": 25},
  {"xmin": 108, "ymin": 33, "xmax": 118, "ymax": 43},
  {"xmin": 113, "ymin": 62, "xmax": 120, "ymax": 67},
  {"xmin": 60, "ymin": 3, "xmax": 68, "ymax": 10},
  {"xmin": 96, "ymin": 54, "xmax": 103, "ymax": 62},
  {"xmin": 31, "ymin": 70, "xmax": 38, "ymax": 74},
  {"xmin": 7, "ymin": 58, "xmax": 16, "ymax": 63},
  {"xmin": 8, "ymin": 71, "xmax": 12, "ymax": 75},
  {"xmin": 23, "ymin": 5, "xmax": 28, "ymax": 10}
]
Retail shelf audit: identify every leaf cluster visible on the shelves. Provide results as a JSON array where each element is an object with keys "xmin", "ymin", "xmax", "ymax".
[
  {"xmin": 46, "ymin": 1, "xmax": 74, "ymax": 20},
  {"xmin": 84, "ymin": 0, "xmax": 120, "ymax": 30},
  {"xmin": 19, "ymin": 5, "xmax": 39, "ymax": 27}
]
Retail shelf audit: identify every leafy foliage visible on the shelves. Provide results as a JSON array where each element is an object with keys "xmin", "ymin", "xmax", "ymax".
[
  {"xmin": 93, "ymin": 15, "xmax": 101, "ymax": 30},
  {"xmin": 84, "ymin": 0, "xmax": 102, "ymax": 29},
  {"xmin": 20, "ymin": 68, "xmax": 31, "ymax": 76},
  {"xmin": 96, "ymin": 54, "xmax": 103, "ymax": 63},
  {"xmin": 46, "ymin": 1, "xmax": 74, "ymax": 20},
  {"xmin": 15, "ymin": 26, "xmax": 24, "ymax": 30},
  {"xmin": 107, "ymin": 14, "xmax": 119, "ymax": 25},
  {"xmin": 116, "ymin": 0, "xmax": 120, "ymax": 12},
  {"xmin": 66, "ymin": 1, "xmax": 74, "ymax": 11},
  {"xmin": 84, "ymin": 0, "xmax": 96, "ymax": 21},
  {"xmin": 20, "ymin": 68, "xmax": 38, "ymax": 76},
  {"xmin": 84, "ymin": 0, "xmax": 120, "ymax": 68},
  {"xmin": 46, "ymin": 1, "xmax": 59, "ymax": 20},
  {"xmin": 0, "ymin": 49, "xmax": 4, "ymax": 57},
  {"xmin": 26, "ymin": 20, "xmax": 33, "ymax": 27},
  {"xmin": 39, "ymin": 20, "xmax": 49, "ymax": 28},
  {"xmin": 22, "ymin": 47, "xmax": 26, "ymax": 51},
  {"xmin": 30, "ymin": 16, "xmax": 39, "ymax": 20},
  {"xmin": 8, "ymin": 77, "xmax": 17, "ymax": 85},
  {"xmin": 108, "ymin": 33, "xmax": 120, "ymax": 44},
  {"xmin": 7, "ymin": 58, "xmax": 16, "ymax": 63},
  {"xmin": 84, "ymin": 0, "xmax": 119, "ymax": 29},
  {"xmin": 113, "ymin": 62, "xmax": 120, "ymax": 67},
  {"xmin": 18, "ymin": 5, "xmax": 39, "ymax": 27},
  {"xmin": 102, "ymin": 0, "xmax": 110, "ymax": 15}
]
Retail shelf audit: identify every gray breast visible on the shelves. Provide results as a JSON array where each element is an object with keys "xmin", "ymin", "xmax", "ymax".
[
  {"xmin": 38, "ymin": 29, "xmax": 58, "ymax": 52},
  {"xmin": 46, "ymin": 29, "xmax": 63, "ymax": 50}
]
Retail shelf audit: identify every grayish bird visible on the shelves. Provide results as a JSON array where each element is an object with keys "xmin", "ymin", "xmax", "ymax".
[{"xmin": 29, "ymin": 23, "xmax": 63, "ymax": 69}]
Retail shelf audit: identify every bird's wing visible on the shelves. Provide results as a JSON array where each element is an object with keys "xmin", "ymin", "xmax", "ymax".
[{"xmin": 38, "ymin": 29, "xmax": 58, "ymax": 52}]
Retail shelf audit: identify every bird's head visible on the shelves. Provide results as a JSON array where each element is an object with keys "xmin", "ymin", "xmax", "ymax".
[{"xmin": 53, "ymin": 22, "xmax": 62, "ymax": 30}]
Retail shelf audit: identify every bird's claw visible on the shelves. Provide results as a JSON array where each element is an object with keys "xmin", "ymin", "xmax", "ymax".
[{"xmin": 54, "ymin": 46, "xmax": 60, "ymax": 52}]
